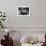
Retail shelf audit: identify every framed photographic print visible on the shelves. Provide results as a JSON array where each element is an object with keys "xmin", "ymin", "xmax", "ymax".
[{"xmin": 17, "ymin": 6, "xmax": 30, "ymax": 16}]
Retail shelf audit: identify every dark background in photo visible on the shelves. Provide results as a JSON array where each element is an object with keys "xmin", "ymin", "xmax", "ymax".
[{"xmin": 18, "ymin": 7, "xmax": 29, "ymax": 15}]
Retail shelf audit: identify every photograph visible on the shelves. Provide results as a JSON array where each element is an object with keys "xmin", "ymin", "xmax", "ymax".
[{"xmin": 17, "ymin": 6, "xmax": 30, "ymax": 16}]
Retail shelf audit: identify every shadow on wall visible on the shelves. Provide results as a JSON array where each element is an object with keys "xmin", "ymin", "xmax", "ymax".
[{"xmin": 13, "ymin": 40, "xmax": 21, "ymax": 46}]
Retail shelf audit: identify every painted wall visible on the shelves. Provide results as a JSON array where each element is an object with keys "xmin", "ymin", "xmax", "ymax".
[
  {"xmin": 0, "ymin": 31, "xmax": 46, "ymax": 46},
  {"xmin": 0, "ymin": 0, "xmax": 46, "ymax": 27},
  {"xmin": 0, "ymin": 0, "xmax": 46, "ymax": 46}
]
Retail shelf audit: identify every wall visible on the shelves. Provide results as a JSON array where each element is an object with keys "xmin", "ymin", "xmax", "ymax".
[
  {"xmin": 0, "ymin": 0, "xmax": 46, "ymax": 27},
  {"xmin": 0, "ymin": 31, "xmax": 46, "ymax": 46},
  {"xmin": 0, "ymin": 0, "xmax": 46, "ymax": 46}
]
